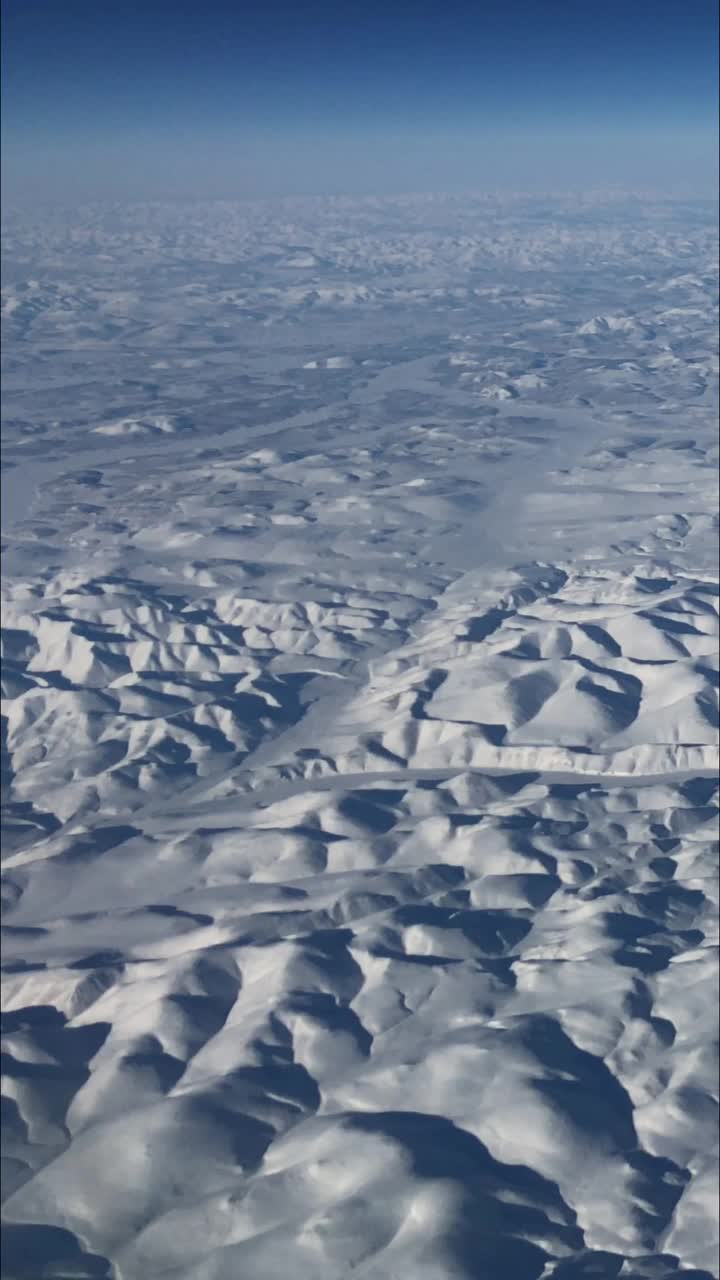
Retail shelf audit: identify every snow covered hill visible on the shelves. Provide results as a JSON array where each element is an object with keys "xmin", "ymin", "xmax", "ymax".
[{"xmin": 1, "ymin": 191, "xmax": 718, "ymax": 1280}]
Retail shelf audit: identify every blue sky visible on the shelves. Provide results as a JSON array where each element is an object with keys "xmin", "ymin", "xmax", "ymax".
[{"xmin": 2, "ymin": 0, "xmax": 718, "ymax": 201}]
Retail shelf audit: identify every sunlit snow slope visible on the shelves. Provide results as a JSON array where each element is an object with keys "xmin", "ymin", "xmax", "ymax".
[{"xmin": 1, "ymin": 192, "xmax": 718, "ymax": 1280}]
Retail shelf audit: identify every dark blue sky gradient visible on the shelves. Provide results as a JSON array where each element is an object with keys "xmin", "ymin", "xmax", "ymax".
[{"xmin": 2, "ymin": 0, "xmax": 718, "ymax": 199}]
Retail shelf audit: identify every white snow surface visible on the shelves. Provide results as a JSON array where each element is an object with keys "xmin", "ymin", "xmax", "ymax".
[{"xmin": 1, "ymin": 191, "xmax": 718, "ymax": 1280}]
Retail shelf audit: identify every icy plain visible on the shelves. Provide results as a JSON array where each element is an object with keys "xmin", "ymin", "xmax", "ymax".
[{"xmin": 1, "ymin": 191, "xmax": 718, "ymax": 1279}]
